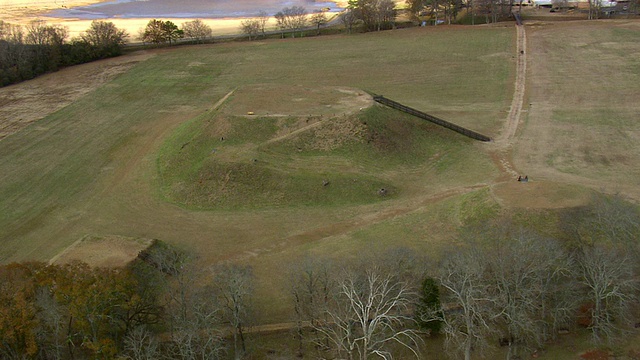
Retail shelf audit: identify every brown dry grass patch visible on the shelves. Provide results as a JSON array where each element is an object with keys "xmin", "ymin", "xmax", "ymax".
[
  {"xmin": 0, "ymin": 51, "xmax": 154, "ymax": 140},
  {"xmin": 50, "ymin": 235, "xmax": 154, "ymax": 268}
]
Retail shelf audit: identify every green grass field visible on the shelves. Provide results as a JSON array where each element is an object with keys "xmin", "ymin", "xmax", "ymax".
[
  {"xmin": 0, "ymin": 25, "xmax": 513, "ymax": 263},
  {"xmin": 514, "ymin": 21, "xmax": 640, "ymax": 194}
]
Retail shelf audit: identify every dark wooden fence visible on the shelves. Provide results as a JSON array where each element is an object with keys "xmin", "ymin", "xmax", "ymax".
[
  {"xmin": 373, "ymin": 95, "xmax": 492, "ymax": 142},
  {"xmin": 514, "ymin": 12, "xmax": 523, "ymax": 26}
]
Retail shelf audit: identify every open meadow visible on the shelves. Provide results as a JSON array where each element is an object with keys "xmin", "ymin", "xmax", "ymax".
[{"xmin": 1, "ymin": 18, "xmax": 640, "ymax": 356}]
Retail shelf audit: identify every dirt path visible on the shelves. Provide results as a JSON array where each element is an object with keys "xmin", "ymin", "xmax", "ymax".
[
  {"xmin": 264, "ymin": 118, "xmax": 327, "ymax": 144},
  {"xmin": 488, "ymin": 21, "xmax": 527, "ymax": 181},
  {"xmin": 497, "ymin": 23, "xmax": 527, "ymax": 146}
]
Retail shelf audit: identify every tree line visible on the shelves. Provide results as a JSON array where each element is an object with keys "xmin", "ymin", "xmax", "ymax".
[
  {"xmin": 138, "ymin": 19, "xmax": 213, "ymax": 45},
  {"xmin": 239, "ymin": 1, "xmax": 398, "ymax": 40},
  {"xmin": 1, "ymin": 193, "xmax": 638, "ymax": 359},
  {"xmin": 0, "ymin": 241, "xmax": 250, "ymax": 359},
  {"xmin": 0, "ymin": 18, "xmax": 215, "ymax": 87},
  {"xmin": 287, "ymin": 194, "xmax": 640, "ymax": 359},
  {"xmin": 0, "ymin": 20, "xmax": 127, "ymax": 87}
]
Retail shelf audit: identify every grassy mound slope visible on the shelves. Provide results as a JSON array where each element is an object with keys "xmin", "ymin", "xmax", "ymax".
[{"xmin": 157, "ymin": 101, "xmax": 494, "ymax": 209}]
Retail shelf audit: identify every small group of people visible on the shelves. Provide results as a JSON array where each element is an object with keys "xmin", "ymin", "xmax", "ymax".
[{"xmin": 517, "ymin": 175, "xmax": 529, "ymax": 182}]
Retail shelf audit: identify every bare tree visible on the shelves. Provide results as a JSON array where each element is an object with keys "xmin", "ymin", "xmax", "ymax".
[
  {"xmin": 257, "ymin": 10, "xmax": 270, "ymax": 38},
  {"xmin": 468, "ymin": 0, "xmax": 477, "ymax": 25},
  {"xmin": 588, "ymin": 0, "xmax": 602, "ymax": 19},
  {"xmin": 316, "ymin": 264, "xmax": 421, "ymax": 359},
  {"xmin": 289, "ymin": 257, "xmax": 334, "ymax": 356},
  {"xmin": 34, "ymin": 287, "xmax": 65, "ymax": 360},
  {"xmin": 310, "ymin": 10, "xmax": 328, "ymax": 35},
  {"xmin": 147, "ymin": 244, "xmax": 225, "ymax": 360},
  {"xmin": 406, "ymin": 0, "xmax": 427, "ymax": 20},
  {"xmin": 274, "ymin": 11, "xmax": 287, "ymax": 38},
  {"xmin": 240, "ymin": 18, "xmax": 261, "ymax": 40},
  {"xmin": 0, "ymin": 21, "xmax": 24, "ymax": 43},
  {"xmin": 474, "ymin": 0, "xmax": 510, "ymax": 23},
  {"xmin": 576, "ymin": 245, "xmax": 637, "ymax": 344},
  {"xmin": 212, "ymin": 264, "xmax": 253, "ymax": 360},
  {"xmin": 141, "ymin": 19, "xmax": 166, "ymax": 44},
  {"xmin": 442, "ymin": 0, "xmax": 464, "ymax": 24},
  {"xmin": 535, "ymin": 245, "xmax": 576, "ymax": 343},
  {"xmin": 80, "ymin": 20, "xmax": 128, "ymax": 52},
  {"xmin": 25, "ymin": 20, "xmax": 67, "ymax": 46},
  {"xmin": 166, "ymin": 298, "xmax": 225, "ymax": 360},
  {"xmin": 483, "ymin": 227, "xmax": 573, "ymax": 360},
  {"xmin": 584, "ymin": 193, "xmax": 640, "ymax": 249},
  {"xmin": 146, "ymin": 244, "xmax": 192, "ymax": 327},
  {"xmin": 181, "ymin": 19, "xmax": 212, "ymax": 43},
  {"xmin": 562, "ymin": 193, "xmax": 640, "ymax": 272},
  {"xmin": 340, "ymin": 8, "xmax": 360, "ymax": 34},
  {"xmin": 439, "ymin": 248, "xmax": 494, "ymax": 360},
  {"xmin": 123, "ymin": 326, "xmax": 160, "ymax": 360},
  {"xmin": 425, "ymin": 0, "xmax": 442, "ymax": 25},
  {"xmin": 349, "ymin": 0, "xmax": 397, "ymax": 31},
  {"xmin": 274, "ymin": 6, "xmax": 308, "ymax": 38},
  {"xmin": 413, "ymin": 0, "xmax": 462, "ymax": 24}
]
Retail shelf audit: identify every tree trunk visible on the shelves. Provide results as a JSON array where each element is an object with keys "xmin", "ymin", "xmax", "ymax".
[
  {"xmin": 67, "ymin": 316, "xmax": 75, "ymax": 359},
  {"xmin": 233, "ymin": 330, "xmax": 239, "ymax": 359},
  {"xmin": 239, "ymin": 325, "xmax": 246, "ymax": 356},
  {"xmin": 465, "ymin": 340, "xmax": 472, "ymax": 360}
]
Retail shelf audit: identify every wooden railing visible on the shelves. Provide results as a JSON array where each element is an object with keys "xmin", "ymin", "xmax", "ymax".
[{"xmin": 373, "ymin": 95, "xmax": 492, "ymax": 142}]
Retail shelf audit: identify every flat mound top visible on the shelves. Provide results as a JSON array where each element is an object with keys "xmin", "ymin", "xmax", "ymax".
[
  {"xmin": 50, "ymin": 235, "xmax": 154, "ymax": 268},
  {"xmin": 221, "ymin": 84, "xmax": 373, "ymax": 117}
]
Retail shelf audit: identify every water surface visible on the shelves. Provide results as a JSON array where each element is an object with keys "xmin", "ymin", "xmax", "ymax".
[{"xmin": 47, "ymin": 0, "xmax": 341, "ymax": 19}]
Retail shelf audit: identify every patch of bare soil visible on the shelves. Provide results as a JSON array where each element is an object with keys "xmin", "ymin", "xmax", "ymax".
[
  {"xmin": 49, "ymin": 234, "xmax": 154, "ymax": 268},
  {"xmin": 221, "ymin": 84, "xmax": 373, "ymax": 117},
  {"xmin": 0, "ymin": 51, "xmax": 154, "ymax": 141}
]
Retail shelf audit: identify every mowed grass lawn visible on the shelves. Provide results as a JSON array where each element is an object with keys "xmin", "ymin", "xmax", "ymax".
[
  {"xmin": 0, "ymin": 26, "xmax": 514, "ymax": 322},
  {"xmin": 515, "ymin": 21, "xmax": 640, "ymax": 196}
]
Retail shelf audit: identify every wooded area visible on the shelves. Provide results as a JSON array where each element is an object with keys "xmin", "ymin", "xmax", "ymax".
[
  {"xmin": 1, "ymin": 194, "xmax": 638, "ymax": 359},
  {"xmin": 0, "ymin": 20, "xmax": 127, "ymax": 87}
]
